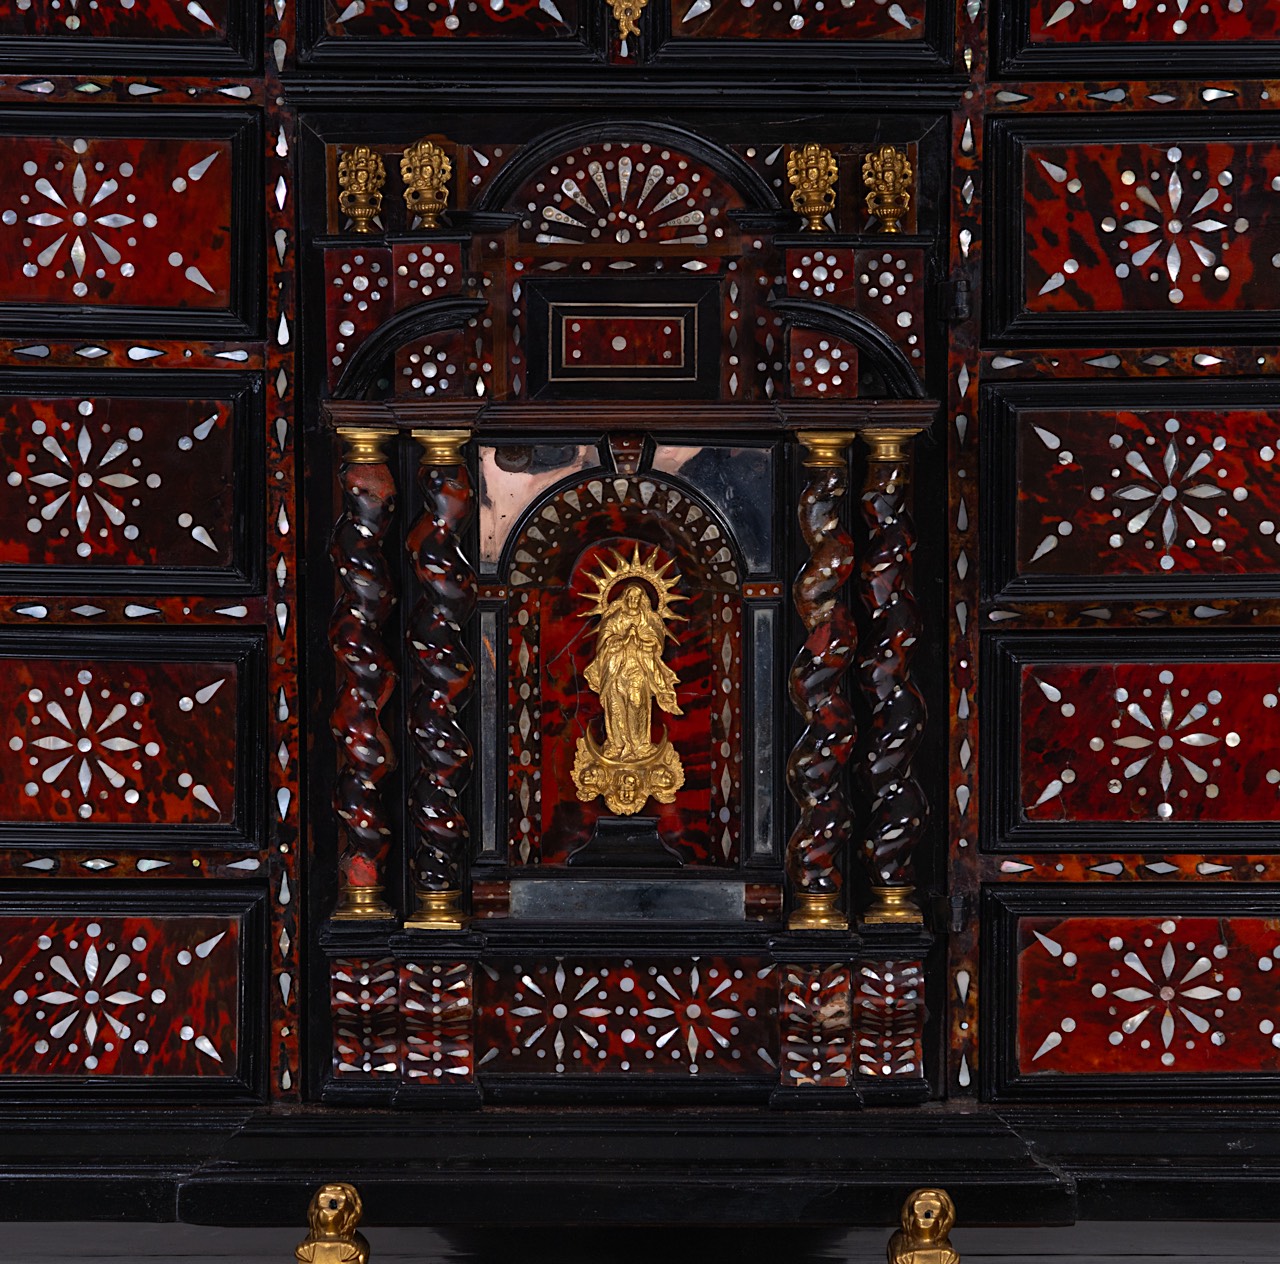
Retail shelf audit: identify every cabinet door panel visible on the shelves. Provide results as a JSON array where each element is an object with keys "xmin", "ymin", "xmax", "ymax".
[
  {"xmin": 0, "ymin": 634, "xmax": 263, "ymax": 849},
  {"xmin": 986, "ymin": 635, "xmax": 1280, "ymax": 851},
  {"xmin": 0, "ymin": 0, "xmax": 255, "ymax": 70},
  {"xmin": 0, "ymin": 892, "xmax": 263, "ymax": 1097},
  {"xmin": 987, "ymin": 118, "xmax": 1280, "ymax": 344},
  {"xmin": 0, "ymin": 375, "xmax": 261, "ymax": 594},
  {"xmin": 995, "ymin": 0, "xmax": 1280, "ymax": 76},
  {"xmin": 0, "ymin": 112, "xmax": 260, "ymax": 337},
  {"xmin": 984, "ymin": 382, "xmax": 1280, "ymax": 601},
  {"xmin": 987, "ymin": 888, "xmax": 1280, "ymax": 1100}
]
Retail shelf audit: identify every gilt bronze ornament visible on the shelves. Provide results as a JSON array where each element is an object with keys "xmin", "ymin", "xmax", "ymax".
[
  {"xmin": 887, "ymin": 1188, "xmax": 960, "ymax": 1264},
  {"xmin": 336, "ymin": 145, "xmax": 385, "ymax": 236},
  {"xmin": 862, "ymin": 143, "xmax": 913, "ymax": 234},
  {"xmin": 400, "ymin": 139, "xmax": 452, "ymax": 230},
  {"xmin": 788, "ymin": 143, "xmax": 838, "ymax": 232},
  {"xmin": 609, "ymin": 0, "xmax": 649, "ymax": 39},
  {"xmin": 294, "ymin": 1182, "xmax": 370, "ymax": 1264},
  {"xmin": 572, "ymin": 546, "xmax": 686, "ymax": 816}
]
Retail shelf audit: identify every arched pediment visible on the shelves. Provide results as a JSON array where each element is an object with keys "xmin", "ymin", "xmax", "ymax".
[{"xmin": 474, "ymin": 121, "xmax": 782, "ymax": 248}]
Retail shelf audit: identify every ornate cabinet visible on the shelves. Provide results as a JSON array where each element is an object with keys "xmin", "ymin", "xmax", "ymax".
[{"xmin": 0, "ymin": 0, "xmax": 1277, "ymax": 1231}]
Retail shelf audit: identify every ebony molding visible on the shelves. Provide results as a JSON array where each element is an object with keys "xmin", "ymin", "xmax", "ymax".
[{"xmin": 295, "ymin": 0, "xmax": 951, "ymax": 71}]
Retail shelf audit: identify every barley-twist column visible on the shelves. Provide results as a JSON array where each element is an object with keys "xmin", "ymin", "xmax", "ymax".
[
  {"xmin": 403, "ymin": 429, "xmax": 475, "ymax": 931},
  {"xmin": 785, "ymin": 430, "xmax": 857, "ymax": 931},
  {"xmin": 330, "ymin": 427, "xmax": 398, "ymax": 921},
  {"xmin": 859, "ymin": 426, "xmax": 927, "ymax": 925}
]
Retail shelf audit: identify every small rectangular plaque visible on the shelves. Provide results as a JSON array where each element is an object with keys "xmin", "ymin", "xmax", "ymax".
[{"xmin": 508, "ymin": 879, "xmax": 747, "ymax": 923}]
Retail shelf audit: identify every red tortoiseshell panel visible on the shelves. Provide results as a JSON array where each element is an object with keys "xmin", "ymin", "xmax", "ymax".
[
  {"xmin": 391, "ymin": 242, "xmax": 463, "ymax": 309},
  {"xmin": 1027, "ymin": 0, "xmax": 1280, "ymax": 45},
  {"xmin": 561, "ymin": 313, "xmax": 686, "ymax": 370},
  {"xmin": 331, "ymin": 957, "xmax": 399, "ymax": 1080},
  {"xmin": 0, "ymin": 914, "xmax": 239, "ymax": 1077},
  {"xmin": 401, "ymin": 961, "xmax": 474, "ymax": 1084},
  {"xmin": 0, "ymin": 395, "xmax": 235, "ymax": 570},
  {"xmin": 392, "ymin": 332, "xmax": 470, "ymax": 400},
  {"xmin": 3, "ymin": 657, "xmax": 238, "ymax": 826},
  {"xmin": 1018, "ymin": 914, "xmax": 1280, "ymax": 1075},
  {"xmin": 1015, "ymin": 408, "xmax": 1280, "ymax": 580},
  {"xmin": 671, "ymin": 0, "xmax": 924, "ymax": 40},
  {"xmin": 855, "ymin": 247, "xmax": 925, "ymax": 364},
  {"xmin": 1023, "ymin": 141, "xmax": 1280, "ymax": 314},
  {"xmin": 0, "ymin": 135, "xmax": 232, "ymax": 310},
  {"xmin": 783, "ymin": 246, "xmax": 924, "ymax": 376},
  {"xmin": 475, "ymin": 957, "xmax": 778, "ymax": 1075},
  {"xmin": 0, "ymin": 0, "xmax": 231, "ymax": 39},
  {"xmin": 1019, "ymin": 661, "xmax": 1280, "ymax": 823},
  {"xmin": 786, "ymin": 246, "xmax": 858, "ymax": 306},
  {"xmin": 325, "ymin": 0, "xmax": 578, "ymax": 38},
  {"xmin": 854, "ymin": 960, "xmax": 924, "ymax": 1079}
]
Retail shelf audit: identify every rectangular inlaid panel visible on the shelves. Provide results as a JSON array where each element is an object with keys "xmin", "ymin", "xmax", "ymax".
[
  {"xmin": 988, "ymin": 120, "xmax": 1280, "ymax": 340},
  {"xmin": 987, "ymin": 636, "xmax": 1280, "ymax": 850},
  {"xmin": 670, "ymin": 0, "xmax": 925, "ymax": 40},
  {"xmin": 527, "ymin": 280, "xmax": 720, "ymax": 398},
  {"xmin": 0, "ymin": 913, "xmax": 238, "ymax": 1077},
  {"xmin": 475, "ymin": 958, "xmax": 778, "ymax": 1076},
  {"xmin": 987, "ymin": 887, "xmax": 1280, "ymax": 1098},
  {"xmin": 0, "ymin": 636, "xmax": 261, "ymax": 847},
  {"xmin": 320, "ymin": 0, "xmax": 580, "ymax": 39},
  {"xmin": 0, "ymin": 0, "xmax": 237, "ymax": 42},
  {"xmin": 0, "ymin": 891, "xmax": 263, "ymax": 1094},
  {"xmin": 331, "ymin": 957, "xmax": 402, "ymax": 1080},
  {"xmin": 998, "ymin": 0, "xmax": 1280, "ymax": 75},
  {"xmin": 558, "ymin": 309, "xmax": 688, "ymax": 373},
  {"xmin": 0, "ymin": 381, "xmax": 259, "ymax": 592},
  {"xmin": 985, "ymin": 385, "xmax": 1280, "ymax": 598},
  {"xmin": 1026, "ymin": 0, "xmax": 1280, "ymax": 43},
  {"xmin": 780, "ymin": 963, "xmax": 851, "ymax": 1087},
  {"xmin": 0, "ymin": 114, "xmax": 257, "ymax": 333},
  {"xmin": 0, "ymin": 0, "xmax": 253, "ymax": 70}
]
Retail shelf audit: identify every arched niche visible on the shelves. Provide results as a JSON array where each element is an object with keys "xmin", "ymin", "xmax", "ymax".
[{"xmin": 499, "ymin": 467, "xmax": 746, "ymax": 868}]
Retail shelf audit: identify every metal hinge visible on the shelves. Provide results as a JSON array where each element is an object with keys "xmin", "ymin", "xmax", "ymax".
[
  {"xmin": 942, "ymin": 277, "xmax": 971, "ymax": 322},
  {"xmin": 930, "ymin": 892, "xmax": 973, "ymax": 935}
]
